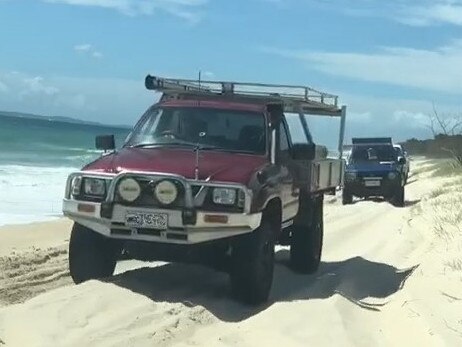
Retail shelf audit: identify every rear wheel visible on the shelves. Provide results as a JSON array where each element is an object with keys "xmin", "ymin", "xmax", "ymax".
[
  {"xmin": 342, "ymin": 189, "xmax": 353, "ymax": 205},
  {"xmin": 230, "ymin": 217, "xmax": 275, "ymax": 305},
  {"xmin": 290, "ymin": 196, "xmax": 323, "ymax": 274},
  {"xmin": 69, "ymin": 223, "xmax": 121, "ymax": 284}
]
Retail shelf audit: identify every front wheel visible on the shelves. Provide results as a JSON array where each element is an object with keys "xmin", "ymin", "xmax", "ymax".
[
  {"xmin": 229, "ymin": 218, "xmax": 275, "ymax": 305},
  {"xmin": 290, "ymin": 196, "xmax": 323, "ymax": 274},
  {"xmin": 69, "ymin": 223, "xmax": 121, "ymax": 284},
  {"xmin": 392, "ymin": 186, "xmax": 405, "ymax": 207}
]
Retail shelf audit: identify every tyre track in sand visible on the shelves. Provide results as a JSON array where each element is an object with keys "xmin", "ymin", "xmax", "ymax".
[{"xmin": 0, "ymin": 245, "xmax": 71, "ymax": 306}]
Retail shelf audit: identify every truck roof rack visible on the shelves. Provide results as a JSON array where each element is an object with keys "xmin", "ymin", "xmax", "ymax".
[
  {"xmin": 145, "ymin": 74, "xmax": 347, "ymax": 158},
  {"xmin": 352, "ymin": 137, "xmax": 392, "ymax": 145},
  {"xmin": 145, "ymin": 74, "xmax": 342, "ymax": 117}
]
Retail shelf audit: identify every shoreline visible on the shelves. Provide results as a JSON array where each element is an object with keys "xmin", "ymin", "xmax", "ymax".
[{"xmin": 0, "ymin": 214, "xmax": 63, "ymax": 229}]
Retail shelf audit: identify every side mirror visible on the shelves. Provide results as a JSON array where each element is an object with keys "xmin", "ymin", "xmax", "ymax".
[
  {"xmin": 95, "ymin": 135, "xmax": 115, "ymax": 151},
  {"xmin": 398, "ymin": 156, "xmax": 406, "ymax": 165},
  {"xmin": 291, "ymin": 143, "xmax": 316, "ymax": 161}
]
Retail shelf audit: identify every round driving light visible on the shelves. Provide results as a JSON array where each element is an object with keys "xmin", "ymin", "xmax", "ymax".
[
  {"xmin": 118, "ymin": 178, "xmax": 141, "ymax": 202},
  {"xmin": 388, "ymin": 172, "xmax": 397, "ymax": 180},
  {"xmin": 154, "ymin": 180, "xmax": 178, "ymax": 205}
]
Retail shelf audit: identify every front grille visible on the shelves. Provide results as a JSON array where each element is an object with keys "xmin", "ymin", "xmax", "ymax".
[
  {"xmin": 191, "ymin": 185, "xmax": 202, "ymax": 197},
  {"xmin": 358, "ymin": 172, "xmax": 387, "ymax": 178}
]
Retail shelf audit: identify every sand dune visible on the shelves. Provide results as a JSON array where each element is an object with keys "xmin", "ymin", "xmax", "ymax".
[{"xmin": 0, "ymin": 159, "xmax": 461, "ymax": 346}]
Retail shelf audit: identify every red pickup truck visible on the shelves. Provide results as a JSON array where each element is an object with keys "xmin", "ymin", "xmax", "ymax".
[{"xmin": 62, "ymin": 75, "xmax": 346, "ymax": 305}]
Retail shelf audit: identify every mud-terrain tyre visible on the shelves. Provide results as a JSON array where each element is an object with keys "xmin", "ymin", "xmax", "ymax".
[
  {"xmin": 230, "ymin": 218, "xmax": 275, "ymax": 305},
  {"xmin": 290, "ymin": 196, "xmax": 323, "ymax": 274},
  {"xmin": 69, "ymin": 223, "xmax": 120, "ymax": 284},
  {"xmin": 393, "ymin": 186, "xmax": 405, "ymax": 208},
  {"xmin": 342, "ymin": 189, "xmax": 353, "ymax": 205}
]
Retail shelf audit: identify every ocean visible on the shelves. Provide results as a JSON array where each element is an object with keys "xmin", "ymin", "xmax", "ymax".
[{"xmin": 0, "ymin": 114, "xmax": 130, "ymax": 226}]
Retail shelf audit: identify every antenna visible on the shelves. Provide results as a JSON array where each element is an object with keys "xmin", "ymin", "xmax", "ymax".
[{"xmin": 194, "ymin": 131, "xmax": 206, "ymax": 180}]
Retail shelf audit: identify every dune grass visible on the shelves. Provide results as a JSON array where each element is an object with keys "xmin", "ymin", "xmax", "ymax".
[
  {"xmin": 431, "ymin": 160, "xmax": 462, "ymax": 178},
  {"xmin": 425, "ymin": 163, "xmax": 462, "ymax": 274}
]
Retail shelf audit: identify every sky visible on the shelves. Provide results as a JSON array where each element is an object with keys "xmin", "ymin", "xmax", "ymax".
[{"xmin": 1, "ymin": 0, "xmax": 462, "ymax": 145}]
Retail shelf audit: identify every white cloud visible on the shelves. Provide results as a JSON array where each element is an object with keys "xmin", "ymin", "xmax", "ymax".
[
  {"xmin": 399, "ymin": 1, "xmax": 462, "ymax": 26},
  {"xmin": 393, "ymin": 110, "xmax": 428, "ymax": 128},
  {"xmin": 92, "ymin": 51, "xmax": 104, "ymax": 59},
  {"xmin": 263, "ymin": 39, "xmax": 462, "ymax": 95},
  {"xmin": 44, "ymin": 0, "xmax": 208, "ymax": 22},
  {"xmin": 0, "ymin": 70, "xmax": 153, "ymax": 125},
  {"xmin": 21, "ymin": 76, "xmax": 60, "ymax": 97},
  {"xmin": 202, "ymin": 71, "xmax": 215, "ymax": 79},
  {"xmin": 73, "ymin": 43, "xmax": 92, "ymax": 52},
  {"xmin": 74, "ymin": 44, "xmax": 103, "ymax": 59},
  {"xmin": 285, "ymin": 1, "xmax": 462, "ymax": 27}
]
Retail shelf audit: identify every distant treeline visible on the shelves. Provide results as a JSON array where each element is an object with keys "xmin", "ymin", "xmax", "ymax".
[{"xmin": 400, "ymin": 134, "xmax": 462, "ymax": 158}]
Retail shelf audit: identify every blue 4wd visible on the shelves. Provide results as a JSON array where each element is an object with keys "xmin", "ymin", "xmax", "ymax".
[{"xmin": 342, "ymin": 137, "xmax": 406, "ymax": 207}]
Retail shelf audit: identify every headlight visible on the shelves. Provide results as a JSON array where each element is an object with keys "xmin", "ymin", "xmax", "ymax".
[
  {"xmin": 154, "ymin": 180, "xmax": 178, "ymax": 205},
  {"xmin": 388, "ymin": 172, "xmax": 397, "ymax": 180},
  {"xmin": 213, "ymin": 188, "xmax": 236, "ymax": 205},
  {"xmin": 71, "ymin": 176, "xmax": 82, "ymax": 196},
  {"xmin": 118, "ymin": 178, "xmax": 141, "ymax": 202},
  {"xmin": 83, "ymin": 178, "xmax": 106, "ymax": 196},
  {"xmin": 345, "ymin": 171, "xmax": 357, "ymax": 180}
]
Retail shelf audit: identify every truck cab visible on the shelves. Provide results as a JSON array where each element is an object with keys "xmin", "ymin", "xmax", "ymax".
[
  {"xmin": 342, "ymin": 137, "xmax": 406, "ymax": 207},
  {"xmin": 62, "ymin": 74, "xmax": 347, "ymax": 305}
]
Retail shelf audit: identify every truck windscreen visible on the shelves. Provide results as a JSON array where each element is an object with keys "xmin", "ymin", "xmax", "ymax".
[{"xmin": 349, "ymin": 145, "xmax": 397, "ymax": 163}]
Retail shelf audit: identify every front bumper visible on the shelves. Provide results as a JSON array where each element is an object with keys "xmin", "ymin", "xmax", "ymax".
[
  {"xmin": 344, "ymin": 177, "xmax": 401, "ymax": 198},
  {"xmin": 63, "ymin": 170, "xmax": 261, "ymax": 244},
  {"xmin": 63, "ymin": 199, "xmax": 261, "ymax": 244}
]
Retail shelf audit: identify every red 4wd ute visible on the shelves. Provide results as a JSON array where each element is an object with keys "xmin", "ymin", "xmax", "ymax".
[{"xmin": 62, "ymin": 75, "xmax": 347, "ymax": 305}]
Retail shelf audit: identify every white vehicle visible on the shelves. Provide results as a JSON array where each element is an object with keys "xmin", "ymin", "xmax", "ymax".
[{"xmin": 393, "ymin": 144, "xmax": 410, "ymax": 183}]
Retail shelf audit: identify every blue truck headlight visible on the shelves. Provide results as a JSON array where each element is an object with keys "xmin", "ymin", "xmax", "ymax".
[
  {"xmin": 387, "ymin": 172, "xmax": 397, "ymax": 180},
  {"xmin": 83, "ymin": 178, "xmax": 106, "ymax": 196},
  {"xmin": 345, "ymin": 172, "xmax": 357, "ymax": 181},
  {"xmin": 213, "ymin": 188, "xmax": 236, "ymax": 205}
]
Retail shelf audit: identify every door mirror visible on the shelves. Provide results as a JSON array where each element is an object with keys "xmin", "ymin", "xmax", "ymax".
[
  {"xmin": 95, "ymin": 135, "xmax": 115, "ymax": 151},
  {"xmin": 291, "ymin": 143, "xmax": 316, "ymax": 161},
  {"xmin": 398, "ymin": 156, "xmax": 406, "ymax": 165}
]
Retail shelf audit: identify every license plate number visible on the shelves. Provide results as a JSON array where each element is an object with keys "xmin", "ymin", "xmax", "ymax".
[
  {"xmin": 364, "ymin": 180, "xmax": 380, "ymax": 187},
  {"xmin": 125, "ymin": 212, "xmax": 168, "ymax": 229}
]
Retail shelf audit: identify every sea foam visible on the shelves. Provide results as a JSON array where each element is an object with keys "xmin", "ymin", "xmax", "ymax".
[{"xmin": 0, "ymin": 164, "xmax": 77, "ymax": 226}]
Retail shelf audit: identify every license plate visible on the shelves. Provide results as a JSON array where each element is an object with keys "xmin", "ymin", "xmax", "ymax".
[
  {"xmin": 364, "ymin": 180, "xmax": 380, "ymax": 187},
  {"xmin": 125, "ymin": 212, "xmax": 168, "ymax": 229}
]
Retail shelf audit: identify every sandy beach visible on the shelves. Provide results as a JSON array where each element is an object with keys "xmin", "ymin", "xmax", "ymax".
[{"xmin": 0, "ymin": 159, "xmax": 461, "ymax": 346}]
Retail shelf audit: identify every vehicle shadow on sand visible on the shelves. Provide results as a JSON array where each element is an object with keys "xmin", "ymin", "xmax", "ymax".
[
  {"xmin": 105, "ymin": 250, "xmax": 418, "ymax": 322},
  {"xmin": 355, "ymin": 197, "xmax": 421, "ymax": 208}
]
